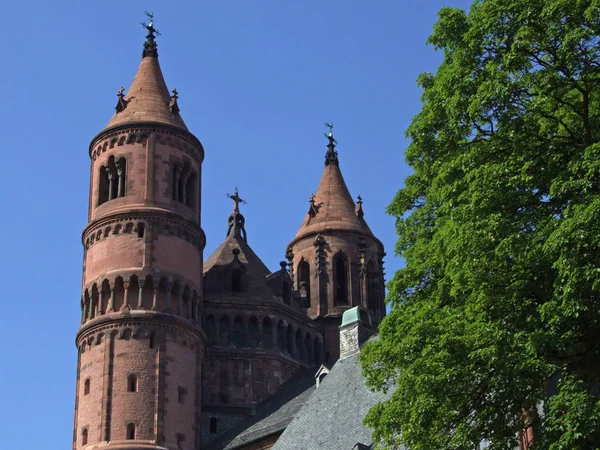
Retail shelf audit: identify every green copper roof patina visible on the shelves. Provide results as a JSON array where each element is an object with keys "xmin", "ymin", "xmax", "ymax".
[{"xmin": 340, "ymin": 306, "xmax": 371, "ymax": 328}]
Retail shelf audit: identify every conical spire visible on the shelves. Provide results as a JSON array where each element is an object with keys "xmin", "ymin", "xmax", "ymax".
[
  {"xmin": 294, "ymin": 125, "xmax": 373, "ymax": 240},
  {"xmin": 105, "ymin": 13, "xmax": 187, "ymax": 131}
]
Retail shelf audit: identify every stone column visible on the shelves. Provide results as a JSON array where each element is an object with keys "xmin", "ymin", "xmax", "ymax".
[
  {"xmin": 89, "ymin": 294, "xmax": 96, "ymax": 320},
  {"xmin": 176, "ymin": 289, "xmax": 183, "ymax": 316},
  {"xmin": 116, "ymin": 160, "xmax": 124, "ymax": 198},
  {"xmin": 173, "ymin": 167, "xmax": 181, "ymax": 201},
  {"xmin": 107, "ymin": 283, "xmax": 115, "ymax": 312},
  {"xmin": 106, "ymin": 166, "xmax": 114, "ymax": 201},
  {"xmin": 81, "ymin": 298, "xmax": 88, "ymax": 325},
  {"xmin": 137, "ymin": 280, "xmax": 144, "ymax": 309},
  {"xmin": 152, "ymin": 280, "xmax": 159, "ymax": 311},
  {"xmin": 194, "ymin": 300, "xmax": 200, "ymax": 324},
  {"xmin": 122, "ymin": 281, "xmax": 130, "ymax": 311},
  {"xmin": 98, "ymin": 287, "xmax": 105, "ymax": 316},
  {"xmin": 187, "ymin": 295, "xmax": 193, "ymax": 320},
  {"xmin": 181, "ymin": 171, "xmax": 190, "ymax": 205},
  {"xmin": 165, "ymin": 279, "xmax": 173, "ymax": 313},
  {"xmin": 271, "ymin": 321, "xmax": 278, "ymax": 350}
]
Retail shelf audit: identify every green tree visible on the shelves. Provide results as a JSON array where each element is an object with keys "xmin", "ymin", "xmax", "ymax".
[{"xmin": 360, "ymin": 0, "xmax": 600, "ymax": 448}]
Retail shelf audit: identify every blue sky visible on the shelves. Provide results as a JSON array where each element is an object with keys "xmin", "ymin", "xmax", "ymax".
[{"xmin": 0, "ymin": 1, "xmax": 472, "ymax": 448}]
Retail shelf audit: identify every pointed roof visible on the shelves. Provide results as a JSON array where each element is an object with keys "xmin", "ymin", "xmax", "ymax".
[
  {"xmin": 104, "ymin": 18, "xmax": 188, "ymax": 131},
  {"xmin": 204, "ymin": 196, "xmax": 278, "ymax": 298},
  {"xmin": 204, "ymin": 233, "xmax": 271, "ymax": 280},
  {"xmin": 293, "ymin": 132, "xmax": 374, "ymax": 241}
]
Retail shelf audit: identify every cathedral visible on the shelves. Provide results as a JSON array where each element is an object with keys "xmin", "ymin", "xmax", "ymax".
[{"xmin": 73, "ymin": 20, "xmax": 388, "ymax": 450}]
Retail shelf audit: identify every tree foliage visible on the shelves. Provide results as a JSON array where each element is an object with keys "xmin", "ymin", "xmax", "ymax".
[{"xmin": 360, "ymin": 0, "xmax": 600, "ymax": 448}]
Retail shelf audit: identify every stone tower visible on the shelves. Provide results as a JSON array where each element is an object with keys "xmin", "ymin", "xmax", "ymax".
[
  {"xmin": 73, "ymin": 20, "xmax": 206, "ymax": 450},
  {"xmin": 286, "ymin": 129, "xmax": 386, "ymax": 363}
]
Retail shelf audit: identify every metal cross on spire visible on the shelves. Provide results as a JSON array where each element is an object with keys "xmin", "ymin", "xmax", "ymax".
[
  {"xmin": 141, "ymin": 11, "xmax": 161, "ymax": 36},
  {"xmin": 226, "ymin": 187, "xmax": 247, "ymax": 213},
  {"xmin": 141, "ymin": 11, "xmax": 160, "ymax": 58},
  {"xmin": 324, "ymin": 122, "xmax": 339, "ymax": 166}
]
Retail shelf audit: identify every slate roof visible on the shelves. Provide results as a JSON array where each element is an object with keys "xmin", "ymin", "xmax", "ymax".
[
  {"xmin": 272, "ymin": 351, "xmax": 392, "ymax": 450},
  {"xmin": 208, "ymin": 369, "xmax": 317, "ymax": 450}
]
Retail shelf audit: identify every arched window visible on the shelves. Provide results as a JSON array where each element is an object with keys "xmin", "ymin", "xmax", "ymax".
[
  {"xmin": 248, "ymin": 316, "xmax": 260, "ymax": 348},
  {"xmin": 82, "ymin": 428, "xmax": 88, "ymax": 445},
  {"xmin": 219, "ymin": 315, "xmax": 230, "ymax": 347},
  {"xmin": 172, "ymin": 164, "xmax": 180, "ymax": 200},
  {"xmin": 137, "ymin": 223, "xmax": 145, "ymax": 238},
  {"xmin": 286, "ymin": 325, "xmax": 294, "ymax": 356},
  {"xmin": 127, "ymin": 374, "xmax": 137, "ymax": 392},
  {"xmin": 209, "ymin": 417, "xmax": 218, "ymax": 434},
  {"xmin": 126, "ymin": 423, "xmax": 135, "ymax": 440},
  {"xmin": 185, "ymin": 173, "xmax": 196, "ymax": 209},
  {"xmin": 231, "ymin": 269, "xmax": 242, "ymax": 292},
  {"xmin": 282, "ymin": 281, "xmax": 291, "ymax": 304},
  {"xmin": 178, "ymin": 170, "xmax": 186, "ymax": 203},
  {"xmin": 115, "ymin": 157, "xmax": 126, "ymax": 198},
  {"xmin": 206, "ymin": 315, "xmax": 216, "ymax": 345},
  {"xmin": 98, "ymin": 165, "xmax": 109, "ymax": 205},
  {"xmin": 367, "ymin": 260, "xmax": 379, "ymax": 313},
  {"xmin": 298, "ymin": 260, "xmax": 310, "ymax": 307},
  {"xmin": 98, "ymin": 156, "xmax": 126, "ymax": 207},
  {"xmin": 262, "ymin": 317, "xmax": 273, "ymax": 349},
  {"xmin": 232, "ymin": 316, "xmax": 245, "ymax": 348},
  {"xmin": 334, "ymin": 253, "xmax": 349, "ymax": 305},
  {"xmin": 84, "ymin": 378, "xmax": 90, "ymax": 396},
  {"xmin": 149, "ymin": 332, "xmax": 156, "ymax": 349}
]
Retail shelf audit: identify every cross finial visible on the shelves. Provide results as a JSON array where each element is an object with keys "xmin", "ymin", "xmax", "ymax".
[
  {"xmin": 324, "ymin": 122, "xmax": 339, "ymax": 166},
  {"xmin": 309, "ymin": 193, "xmax": 316, "ymax": 204},
  {"xmin": 227, "ymin": 187, "xmax": 247, "ymax": 213},
  {"xmin": 141, "ymin": 11, "xmax": 160, "ymax": 58},
  {"xmin": 115, "ymin": 86, "xmax": 128, "ymax": 113},
  {"xmin": 355, "ymin": 195, "xmax": 364, "ymax": 218},
  {"xmin": 141, "ymin": 11, "xmax": 160, "ymax": 36},
  {"xmin": 169, "ymin": 88, "xmax": 180, "ymax": 114}
]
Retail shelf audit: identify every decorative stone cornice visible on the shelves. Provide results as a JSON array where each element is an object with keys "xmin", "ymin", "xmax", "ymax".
[
  {"xmin": 89, "ymin": 123, "xmax": 204, "ymax": 164},
  {"xmin": 82, "ymin": 211, "xmax": 206, "ymax": 252},
  {"xmin": 203, "ymin": 300, "xmax": 323, "ymax": 333},
  {"xmin": 287, "ymin": 228, "xmax": 384, "ymax": 250},
  {"xmin": 76, "ymin": 313, "xmax": 206, "ymax": 350}
]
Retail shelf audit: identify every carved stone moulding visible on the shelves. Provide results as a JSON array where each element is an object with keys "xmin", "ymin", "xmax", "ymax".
[
  {"xmin": 76, "ymin": 317, "xmax": 204, "ymax": 354},
  {"xmin": 83, "ymin": 214, "xmax": 205, "ymax": 252},
  {"xmin": 89, "ymin": 126, "xmax": 204, "ymax": 164}
]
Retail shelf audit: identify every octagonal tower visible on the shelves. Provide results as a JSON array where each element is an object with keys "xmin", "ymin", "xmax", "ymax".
[{"xmin": 286, "ymin": 129, "xmax": 386, "ymax": 363}]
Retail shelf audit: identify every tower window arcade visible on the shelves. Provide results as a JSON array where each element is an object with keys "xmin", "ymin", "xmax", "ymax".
[
  {"xmin": 171, "ymin": 163, "xmax": 197, "ymax": 209},
  {"xmin": 98, "ymin": 155, "xmax": 127, "ymax": 206},
  {"xmin": 298, "ymin": 259, "xmax": 310, "ymax": 307}
]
